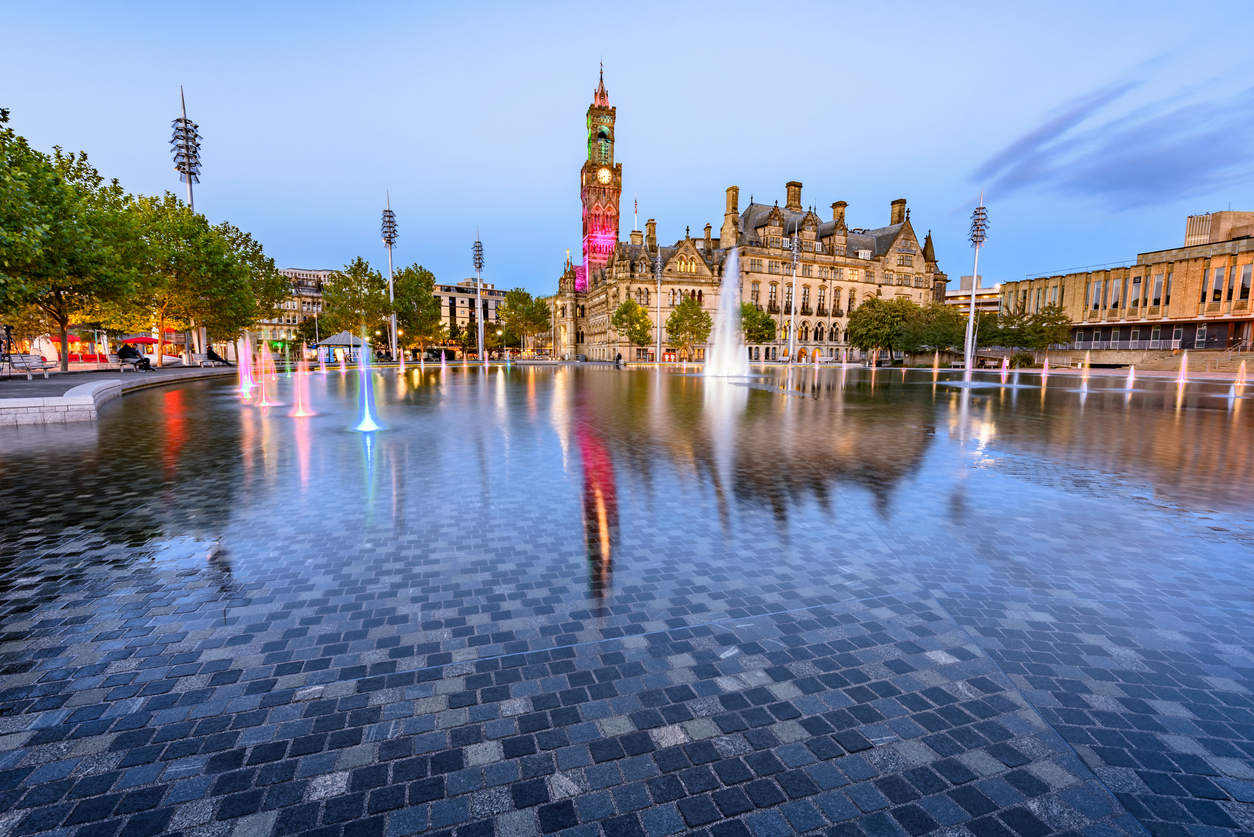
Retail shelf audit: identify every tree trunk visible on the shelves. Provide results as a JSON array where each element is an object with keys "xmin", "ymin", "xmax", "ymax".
[{"xmin": 156, "ymin": 314, "xmax": 165, "ymax": 368}]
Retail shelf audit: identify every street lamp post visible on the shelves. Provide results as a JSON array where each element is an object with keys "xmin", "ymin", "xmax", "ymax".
[
  {"xmin": 964, "ymin": 195, "xmax": 990, "ymax": 376},
  {"xmin": 381, "ymin": 194, "xmax": 398, "ymax": 362},
  {"xmin": 170, "ymin": 86, "xmax": 201, "ymax": 212},
  {"xmin": 655, "ymin": 241, "xmax": 663, "ymax": 363},
  {"xmin": 473, "ymin": 232, "xmax": 486, "ymax": 368}
]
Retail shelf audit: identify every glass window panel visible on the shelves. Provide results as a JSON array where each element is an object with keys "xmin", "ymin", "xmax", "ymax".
[
  {"xmin": 1200, "ymin": 268, "xmax": 1210, "ymax": 303},
  {"xmin": 1152, "ymin": 274, "xmax": 1163, "ymax": 306},
  {"xmin": 1241, "ymin": 265, "xmax": 1252, "ymax": 301}
]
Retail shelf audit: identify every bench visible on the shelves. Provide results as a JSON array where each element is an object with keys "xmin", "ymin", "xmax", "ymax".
[
  {"xmin": 9, "ymin": 353, "xmax": 57, "ymax": 379},
  {"xmin": 108, "ymin": 353, "xmax": 143, "ymax": 372},
  {"xmin": 187, "ymin": 352, "xmax": 225, "ymax": 368}
]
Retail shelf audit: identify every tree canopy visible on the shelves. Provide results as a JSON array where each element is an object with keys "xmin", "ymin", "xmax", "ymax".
[
  {"xmin": 393, "ymin": 263, "xmax": 445, "ymax": 352},
  {"xmin": 740, "ymin": 303, "xmax": 776, "ymax": 344},
  {"xmin": 665, "ymin": 295, "xmax": 712, "ymax": 360},
  {"xmin": 321, "ymin": 257, "xmax": 390, "ymax": 337},
  {"xmin": 846, "ymin": 297, "xmax": 915, "ymax": 359},
  {"xmin": 498, "ymin": 288, "xmax": 550, "ymax": 353},
  {"xmin": 610, "ymin": 299, "xmax": 653, "ymax": 347}
]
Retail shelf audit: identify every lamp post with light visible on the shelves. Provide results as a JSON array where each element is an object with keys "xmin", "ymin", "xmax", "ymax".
[
  {"xmin": 964, "ymin": 195, "xmax": 990, "ymax": 376},
  {"xmin": 381, "ymin": 195, "xmax": 398, "ymax": 362},
  {"xmin": 473, "ymin": 232, "xmax": 486, "ymax": 368}
]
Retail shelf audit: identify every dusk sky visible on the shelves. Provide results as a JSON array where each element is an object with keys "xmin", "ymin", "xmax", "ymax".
[{"xmin": 6, "ymin": 1, "xmax": 1254, "ymax": 296}]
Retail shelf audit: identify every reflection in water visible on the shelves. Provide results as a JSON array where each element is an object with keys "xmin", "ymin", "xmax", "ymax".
[{"xmin": 577, "ymin": 419, "xmax": 617, "ymax": 609}]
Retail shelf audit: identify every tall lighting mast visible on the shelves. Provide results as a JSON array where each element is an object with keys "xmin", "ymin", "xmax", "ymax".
[
  {"xmin": 473, "ymin": 231, "xmax": 486, "ymax": 368},
  {"xmin": 655, "ymin": 237, "xmax": 663, "ymax": 363},
  {"xmin": 170, "ymin": 87, "xmax": 201, "ymax": 212},
  {"xmin": 964, "ymin": 195, "xmax": 990, "ymax": 376},
  {"xmin": 381, "ymin": 194, "xmax": 398, "ymax": 361}
]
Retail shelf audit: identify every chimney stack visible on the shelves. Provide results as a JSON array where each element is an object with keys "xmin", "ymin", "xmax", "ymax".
[
  {"xmin": 722, "ymin": 186, "xmax": 741, "ymax": 247},
  {"xmin": 785, "ymin": 181, "xmax": 803, "ymax": 211},
  {"xmin": 645, "ymin": 218, "xmax": 657, "ymax": 250},
  {"xmin": 890, "ymin": 198, "xmax": 907, "ymax": 225},
  {"xmin": 630, "ymin": 229, "xmax": 643, "ymax": 245},
  {"xmin": 832, "ymin": 201, "xmax": 847, "ymax": 231},
  {"xmin": 704, "ymin": 223, "xmax": 712, "ymax": 250}
]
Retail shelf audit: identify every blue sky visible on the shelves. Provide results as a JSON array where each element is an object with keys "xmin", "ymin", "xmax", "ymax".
[{"xmin": 5, "ymin": 1, "xmax": 1254, "ymax": 296}]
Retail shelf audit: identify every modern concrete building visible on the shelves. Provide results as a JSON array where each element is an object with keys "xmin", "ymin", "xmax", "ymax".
[
  {"xmin": 999, "ymin": 211, "xmax": 1254, "ymax": 354},
  {"xmin": 943, "ymin": 275, "xmax": 1003, "ymax": 315}
]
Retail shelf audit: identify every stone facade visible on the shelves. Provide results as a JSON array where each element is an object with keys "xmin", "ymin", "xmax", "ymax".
[
  {"xmin": 999, "ymin": 212, "xmax": 1254, "ymax": 352},
  {"xmin": 551, "ymin": 75, "xmax": 948, "ymax": 362}
]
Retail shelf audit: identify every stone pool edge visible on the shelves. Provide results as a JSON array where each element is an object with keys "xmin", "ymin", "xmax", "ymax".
[{"xmin": 0, "ymin": 368, "xmax": 236, "ymax": 425}]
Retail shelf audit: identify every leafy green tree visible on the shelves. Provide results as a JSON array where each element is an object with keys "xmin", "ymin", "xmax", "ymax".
[
  {"xmin": 104, "ymin": 194, "xmax": 252, "ymax": 366},
  {"xmin": 996, "ymin": 304, "xmax": 1032, "ymax": 352},
  {"xmin": 665, "ymin": 294, "xmax": 712, "ymax": 360},
  {"xmin": 0, "ymin": 109, "xmax": 64, "ymax": 306},
  {"xmin": 895, "ymin": 303, "xmax": 965, "ymax": 355},
  {"xmin": 847, "ymin": 297, "xmax": 916, "ymax": 363},
  {"xmin": 499, "ymin": 288, "xmax": 550, "ymax": 354},
  {"xmin": 393, "ymin": 263, "xmax": 444, "ymax": 353},
  {"xmin": 458, "ymin": 320, "xmax": 479, "ymax": 355},
  {"xmin": 214, "ymin": 222, "xmax": 288, "ymax": 331},
  {"xmin": 1, "ymin": 148, "xmax": 137, "ymax": 370},
  {"xmin": 1028, "ymin": 304, "xmax": 1073, "ymax": 359},
  {"xmin": 611, "ymin": 299, "xmax": 653, "ymax": 347},
  {"xmin": 740, "ymin": 303, "xmax": 776, "ymax": 343},
  {"xmin": 321, "ymin": 257, "xmax": 390, "ymax": 336}
]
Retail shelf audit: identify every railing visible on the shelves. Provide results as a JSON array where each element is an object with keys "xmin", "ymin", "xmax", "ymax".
[
  {"xmin": 799, "ymin": 305, "xmax": 813, "ymax": 316},
  {"xmin": 766, "ymin": 303, "xmax": 780, "ymax": 314},
  {"xmin": 816, "ymin": 306, "xmax": 828, "ymax": 317},
  {"xmin": 1227, "ymin": 340, "xmax": 1251, "ymax": 360}
]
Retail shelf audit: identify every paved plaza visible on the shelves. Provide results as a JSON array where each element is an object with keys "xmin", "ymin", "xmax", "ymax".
[{"xmin": 0, "ymin": 368, "xmax": 1250, "ymax": 837}]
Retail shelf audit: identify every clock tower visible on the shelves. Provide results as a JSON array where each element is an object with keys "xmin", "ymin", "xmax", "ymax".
[{"xmin": 580, "ymin": 68, "xmax": 621, "ymax": 286}]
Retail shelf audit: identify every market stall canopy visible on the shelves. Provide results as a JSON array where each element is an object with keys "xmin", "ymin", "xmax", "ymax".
[
  {"xmin": 121, "ymin": 335, "xmax": 158, "ymax": 344},
  {"xmin": 317, "ymin": 331, "xmax": 368, "ymax": 347}
]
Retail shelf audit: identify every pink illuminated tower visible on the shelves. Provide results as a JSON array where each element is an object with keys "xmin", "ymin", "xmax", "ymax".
[{"xmin": 579, "ymin": 68, "xmax": 621, "ymax": 291}]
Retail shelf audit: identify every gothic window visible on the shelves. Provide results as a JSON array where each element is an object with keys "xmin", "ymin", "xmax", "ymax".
[
  {"xmin": 848, "ymin": 290, "xmax": 856, "ymax": 312},
  {"xmin": 815, "ymin": 323, "xmax": 825, "ymax": 342},
  {"xmin": 768, "ymin": 284, "xmax": 777, "ymax": 305},
  {"xmin": 697, "ymin": 290, "xmax": 703, "ymax": 303},
  {"xmin": 669, "ymin": 289, "xmax": 676, "ymax": 306},
  {"xmin": 784, "ymin": 285, "xmax": 794, "ymax": 309},
  {"xmin": 801, "ymin": 286, "xmax": 810, "ymax": 307},
  {"xmin": 817, "ymin": 287, "xmax": 826, "ymax": 308},
  {"xmin": 751, "ymin": 282, "xmax": 760, "ymax": 304},
  {"xmin": 801, "ymin": 323, "xmax": 810, "ymax": 341}
]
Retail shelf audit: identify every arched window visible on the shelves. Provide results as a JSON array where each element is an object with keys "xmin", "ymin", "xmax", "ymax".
[
  {"xmin": 643, "ymin": 288, "xmax": 649, "ymax": 305},
  {"xmin": 815, "ymin": 323, "xmax": 825, "ymax": 342},
  {"xmin": 848, "ymin": 290, "xmax": 856, "ymax": 312},
  {"xmin": 801, "ymin": 322, "xmax": 810, "ymax": 341},
  {"xmin": 832, "ymin": 287, "xmax": 842, "ymax": 312},
  {"xmin": 669, "ymin": 289, "xmax": 675, "ymax": 306},
  {"xmin": 697, "ymin": 290, "xmax": 703, "ymax": 303}
]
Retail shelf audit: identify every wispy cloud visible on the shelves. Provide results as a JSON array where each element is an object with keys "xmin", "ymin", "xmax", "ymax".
[{"xmin": 974, "ymin": 82, "xmax": 1254, "ymax": 207}]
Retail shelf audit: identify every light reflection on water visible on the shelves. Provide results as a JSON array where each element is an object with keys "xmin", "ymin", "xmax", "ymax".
[{"xmin": 0, "ymin": 366, "xmax": 1250, "ymax": 614}]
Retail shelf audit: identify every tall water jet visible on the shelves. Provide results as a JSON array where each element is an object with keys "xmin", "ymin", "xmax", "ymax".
[
  {"xmin": 1125, "ymin": 365, "xmax": 1136, "ymax": 392},
  {"xmin": 1178, "ymin": 351, "xmax": 1188, "ymax": 389},
  {"xmin": 1080, "ymin": 352, "xmax": 1089, "ymax": 394},
  {"xmin": 441, "ymin": 351, "xmax": 448, "ymax": 374},
  {"xmin": 1237, "ymin": 360, "xmax": 1247, "ymax": 397},
  {"xmin": 420, "ymin": 354, "xmax": 426, "ymax": 373},
  {"xmin": 290, "ymin": 357, "xmax": 314, "ymax": 417},
  {"xmin": 284, "ymin": 345, "xmax": 292, "ymax": 377},
  {"xmin": 237, "ymin": 335, "xmax": 255, "ymax": 397},
  {"xmin": 1042, "ymin": 356, "xmax": 1049, "ymax": 378},
  {"xmin": 338, "ymin": 351, "xmax": 347, "ymax": 375},
  {"xmin": 932, "ymin": 351, "xmax": 939, "ymax": 374},
  {"xmin": 1000, "ymin": 356, "xmax": 1009, "ymax": 384},
  {"xmin": 256, "ymin": 343, "xmax": 274, "ymax": 407},
  {"xmin": 354, "ymin": 331, "xmax": 382, "ymax": 432},
  {"xmin": 705, "ymin": 247, "xmax": 751, "ymax": 379},
  {"xmin": 399, "ymin": 349, "xmax": 406, "ymax": 374}
]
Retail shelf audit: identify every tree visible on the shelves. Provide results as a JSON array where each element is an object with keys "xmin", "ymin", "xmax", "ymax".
[
  {"xmin": 499, "ymin": 288, "xmax": 550, "ymax": 355},
  {"xmin": 1028, "ymin": 304, "xmax": 1073, "ymax": 360},
  {"xmin": 214, "ymin": 222, "xmax": 288, "ymax": 334},
  {"xmin": 996, "ymin": 304, "xmax": 1032, "ymax": 352},
  {"xmin": 846, "ymin": 297, "xmax": 915, "ymax": 363},
  {"xmin": 665, "ymin": 294, "xmax": 712, "ymax": 360},
  {"xmin": 740, "ymin": 303, "xmax": 776, "ymax": 343},
  {"xmin": 610, "ymin": 299, "xmax": 652, "ymax": 347},
  {"xmin": 1, "ymin": 147, "xmax": 137, "ymax": 370},
  {"xmin": 393, "ymin": 263, "xmax": 444, "ymax": 353},
  {"xmin": 0, "ymin": 109, "xmax": 63, "ymax": 307},
  {"xmin": 895, "ymin": 303, "xmax": 965, "ymax": 355},
  {"xmin": 105, "ymin": 193, "xmax": 252, "ymax": 366},
  {"xmin": 321, "ymin": 257, "xmax": 390, "ymax": 336}
]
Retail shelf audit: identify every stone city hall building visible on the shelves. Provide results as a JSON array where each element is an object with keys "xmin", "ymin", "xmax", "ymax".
[
  {"xmin": 550, "ymin": 72, "xmax": 948, "ymax": 362},
  {"xmin": 998, "ymin": 211, "xmax": 1254, "ymax": 355}
]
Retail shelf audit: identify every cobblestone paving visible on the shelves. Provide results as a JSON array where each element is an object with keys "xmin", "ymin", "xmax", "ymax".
[{"xmin": 0, "ymin": 369, "xmax": 1250, "ymax": 837}]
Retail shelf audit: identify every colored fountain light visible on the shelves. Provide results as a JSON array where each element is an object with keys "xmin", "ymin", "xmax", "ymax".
[
  {"xmin": 704, "ymin": 248, "xmax": 750, "ymax": 378},
  {"xmin": 256, "ymin": 343, "xmax": 273, "ymax": 407},
  {"xmin": 1178, "ymin": 351, "xmax": 1189, "ymax": 389},
  {"xmin": 237, "ymin": 335, "xmax": 255, "ymax": 397},
  {"xmin": 290, "ymin": 357, "xmax": 315, "ymax": 418},
  {"xmin": 1042, "ymin": 356, "xmax": 1050, "ymax": 378},
  {"xmin": 441, "ymin": 351, "xmax": 447, "ymax": 374},
  {"xmin": 1126, "ymin": 365, "xmax": 1136, "ymax": 392},
  {"xmin": 339, "ymin": 352, "xmax": 347, "ymax": 375},
  {"xmin": 1237, "ymin": 360, "xmax": 1247, "ymax": 397},
  {"xmin": 354, "ymin": 334, "xmax": 382, "ymax": 432}
]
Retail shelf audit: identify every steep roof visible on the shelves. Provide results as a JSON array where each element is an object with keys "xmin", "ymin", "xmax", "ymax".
[{"xmin": 846, "ymin": 223, "xmax": 904, "ymax": 258}]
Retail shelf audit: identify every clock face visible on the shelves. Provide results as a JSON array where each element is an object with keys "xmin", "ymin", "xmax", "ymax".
[{"xmin": 597, "ymin": 167, "xmax": 612, "ymax": 184}]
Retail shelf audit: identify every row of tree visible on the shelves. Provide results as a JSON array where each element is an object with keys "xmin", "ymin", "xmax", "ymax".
[
  {"xmin": 607, "ymin": 292, "xmax": 1071, "ymax": 363},
  {"xmin": 0, "ymin": 110, "xmax": 289, "ymax": 370},
  {"xmin": 847, "ymin": 297, "xmax": 1073, "ymax": 361},
  {"xmin": 304, "ymin": 255, "xmax": 551, "ymax": 357}
]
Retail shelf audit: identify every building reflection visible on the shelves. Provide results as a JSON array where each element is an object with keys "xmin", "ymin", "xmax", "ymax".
[{"xmin": 577, "ymin": 419, "xmax": 617, "ymax": 610}]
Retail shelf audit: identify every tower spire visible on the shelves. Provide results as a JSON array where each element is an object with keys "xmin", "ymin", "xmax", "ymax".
[{"xmin": 594, "ymin": 65, "xmax": 609, "ymax": 106}]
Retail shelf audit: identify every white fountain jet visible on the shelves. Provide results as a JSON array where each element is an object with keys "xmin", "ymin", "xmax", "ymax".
[{"xmin": 704, "ymin": 247, "xmax": 750, "ymax": 378}]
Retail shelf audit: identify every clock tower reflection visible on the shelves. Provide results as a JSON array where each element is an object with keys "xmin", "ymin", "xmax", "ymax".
[{"xmin": 577, "ymin": 420, "xmax": 617, "ymax": 610}]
